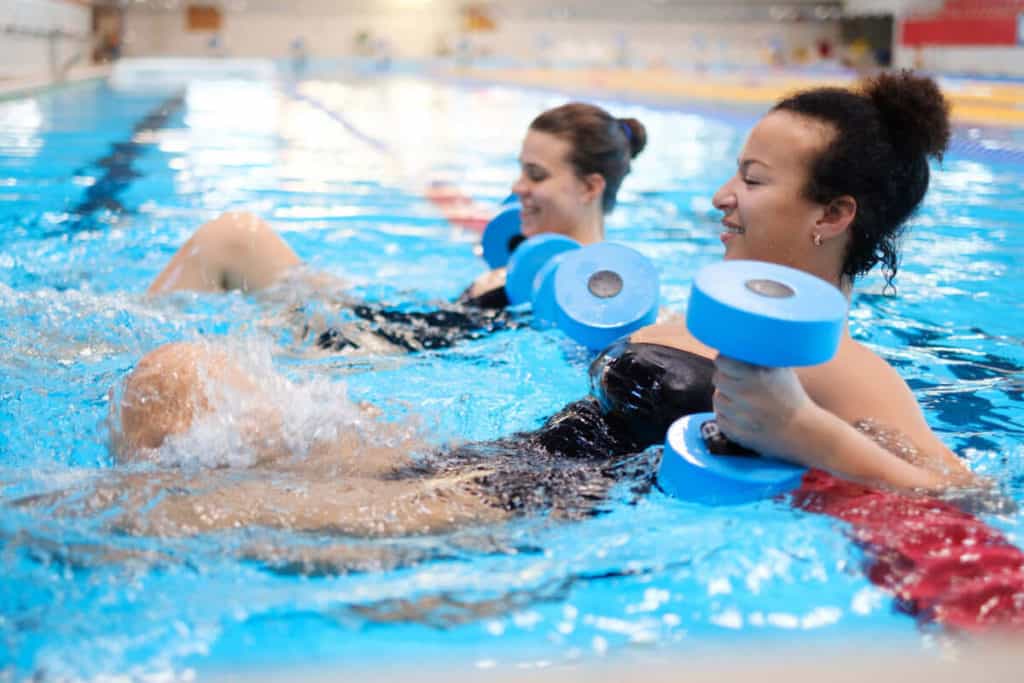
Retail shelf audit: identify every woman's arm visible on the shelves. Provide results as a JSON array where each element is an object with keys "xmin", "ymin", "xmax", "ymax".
[
  {"xmin": 631, "ymin": 320, "xmax": 977, "ymax": 492},
  {"xmin": 712, "ymin": 355, "xmax": 977, "ymax": 492}
]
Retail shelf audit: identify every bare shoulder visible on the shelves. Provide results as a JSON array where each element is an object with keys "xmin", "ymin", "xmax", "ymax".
[
  {"xmin": 799, "ymin": 338, "xmax": 920, "ymax": 424},
  {"xmin": 800, "ymin": 337, "xmax": 973, "ymax": 478}
]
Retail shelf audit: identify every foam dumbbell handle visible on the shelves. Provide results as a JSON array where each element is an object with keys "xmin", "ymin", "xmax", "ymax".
[{"xmin": 658, "ymin": 412, "xmax": 807, "ymax": 505}]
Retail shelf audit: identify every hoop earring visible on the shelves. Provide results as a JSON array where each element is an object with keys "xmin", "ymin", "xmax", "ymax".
[{"xmin": 812, "ymin": 233, "xmax": 823, "ymax": 247}]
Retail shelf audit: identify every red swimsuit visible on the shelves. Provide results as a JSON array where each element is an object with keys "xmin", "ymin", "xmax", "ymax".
[{"xmin": 793, "ymin": 470, "xmax": 1024, "ymax": 631}]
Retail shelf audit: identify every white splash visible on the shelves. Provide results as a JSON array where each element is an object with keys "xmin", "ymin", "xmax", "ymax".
[{"xmin": 118, "ymin": 337, "xmax": 368, "ymax": 469}]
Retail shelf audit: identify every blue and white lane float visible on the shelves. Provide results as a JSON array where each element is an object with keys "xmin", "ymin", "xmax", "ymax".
[
  {"xmin": 480, "ymin": 195, "xmax": 524, "ymax": 269},
  {"xmin": 658, "ymin": 260, "xmax": 848, "ymax": 505}
]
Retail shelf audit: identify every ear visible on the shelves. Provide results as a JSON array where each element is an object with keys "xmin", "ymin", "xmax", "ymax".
[
  {"xmin": 579, "ymin": 172, "xmax": 606, "ymax": 206},
  {"xmin": 816, "ymin": 195, "xmax": 856, "ymax": 239}
]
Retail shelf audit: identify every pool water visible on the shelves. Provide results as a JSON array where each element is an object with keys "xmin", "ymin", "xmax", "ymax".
[{"xmin": 1, "ymin": 73, "xmax": 1023, "ymax": 680}]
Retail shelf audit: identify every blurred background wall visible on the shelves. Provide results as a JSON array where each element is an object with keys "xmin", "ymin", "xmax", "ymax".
[
  {"xmin": 2, "ymin": 0, "xmax": 1024, "ymax": 81},
  {"xmin": 113, "ymin": 0, "xmax": 844, "ymax": 71},
  {"xmin": 1, "ymin": 0, "xmax": 92, "ymax": 79}
]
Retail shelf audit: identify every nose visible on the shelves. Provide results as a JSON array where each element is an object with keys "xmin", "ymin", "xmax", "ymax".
[
  {"xmin": 511, "ymin": 173, "xmax": 528, "ymax": 199},
  {"xmin": 712, "ymin": 176, "xmax": 737, "ymax": 212}
]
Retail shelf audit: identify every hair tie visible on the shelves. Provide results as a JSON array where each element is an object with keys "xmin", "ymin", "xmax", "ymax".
[{"xmin": 619, "ymin": 120, "xmax": 632, "ymax": 143}]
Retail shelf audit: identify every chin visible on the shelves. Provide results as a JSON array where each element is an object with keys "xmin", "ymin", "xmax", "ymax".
[{"xmin": 519, "ymin": 214, "xmax": 543, "ymax": 237}]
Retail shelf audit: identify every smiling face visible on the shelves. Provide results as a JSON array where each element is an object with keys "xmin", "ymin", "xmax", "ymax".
[
  {"xmin": 511, "ymin": 129, "xmax": 602, "ymax": 243},
  {"xmin": 712, "ymin": 110, "xmax": 835, "ymax": 271}
]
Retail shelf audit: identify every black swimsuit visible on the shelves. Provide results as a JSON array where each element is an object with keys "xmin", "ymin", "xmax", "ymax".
[
  {"xmin": 397, "ymin": 341, "xmax": 717, "ymax": 516},
  {"xmin": 317, "ymin": 286, "xmax": 515, "ymax": 353}
]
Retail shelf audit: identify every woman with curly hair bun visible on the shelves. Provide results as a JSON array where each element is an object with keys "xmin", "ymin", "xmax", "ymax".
[{"xmin": 633, "ymin": 69, "xmax": 973, "ymax": 491}]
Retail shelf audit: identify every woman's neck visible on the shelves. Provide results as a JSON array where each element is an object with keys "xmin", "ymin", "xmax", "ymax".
[
  {"xmin": 570, "ymin": 207, "xmax": 605, "ymax": 245},
  {"xmin": 799, "ymin": 244, "xmax": 848, "ymax": 293}
]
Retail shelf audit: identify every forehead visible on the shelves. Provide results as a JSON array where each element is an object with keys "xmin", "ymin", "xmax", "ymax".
[
  {"xmin": 520, "ymin": 129, "xmax": 573, "ymax": 166},
  {"xmin": 743, "ymin": 110, "xmax": 834, "ymax": 172}
]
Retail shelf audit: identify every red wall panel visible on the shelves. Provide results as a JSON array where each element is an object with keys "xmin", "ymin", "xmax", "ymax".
[{"xmin": 900, "ymin": 17, "xmax": 1018, "ymax": 45}]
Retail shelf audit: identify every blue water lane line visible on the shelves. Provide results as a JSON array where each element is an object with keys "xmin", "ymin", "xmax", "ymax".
[{"xmin": 56, "ymin": 93, "xmax": 186, "ymax": 236}]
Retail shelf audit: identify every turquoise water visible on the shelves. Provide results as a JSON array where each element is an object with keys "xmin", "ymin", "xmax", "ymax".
[{"xmin": 1, "ymin": 73, "xmax": 1022, "ymax": 679}]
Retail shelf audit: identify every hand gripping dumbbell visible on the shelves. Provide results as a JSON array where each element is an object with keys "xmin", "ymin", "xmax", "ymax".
[{"xmin": 658, "ymin": 260, "xmax": 848, "ymax": 505}]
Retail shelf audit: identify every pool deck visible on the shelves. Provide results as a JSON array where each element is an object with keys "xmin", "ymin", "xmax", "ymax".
[
  {"xmin": 4, "ymin": 63, "xmax": 1021, "ymax": 129},
  {"xmin": 453, "ymin": 67, "xmax": 1024, "ymax": 128}
]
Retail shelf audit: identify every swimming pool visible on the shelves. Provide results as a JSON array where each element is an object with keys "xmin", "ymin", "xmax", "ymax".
[{"xmin": 1, "ymin": 71, "xmax": 1023, "ymax": 680}]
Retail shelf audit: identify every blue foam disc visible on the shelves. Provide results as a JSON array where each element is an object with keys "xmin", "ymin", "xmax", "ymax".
[
  {"xmin": 688, "ymin": 260, "xmax": 847, "ymax": 367},
  {"xmin": 531, "ymin": 253, "xmax": 570, "ymax": 326},
  {"xmin": 501, "ymin": 193, "xmax": 519, "ymax": 205},
  {"xmin": 481, "ymin": 201, "xmax": 523, "ymax": 269},
  {"xmin": 505, "ymin": 234, "xmax": 580, "ymax": 307},
  {"xmin": 553, "ymin": 243, "xmax": 660, "ymax": 351},
  {"xmin": 658, "ymin": 413, "xmax": 807, "ymax": 505}
]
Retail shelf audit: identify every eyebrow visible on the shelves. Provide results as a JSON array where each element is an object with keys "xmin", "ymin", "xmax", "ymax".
[{"xmin": 738, "ymin": 158, "xmax": 770, "ymax": 172}]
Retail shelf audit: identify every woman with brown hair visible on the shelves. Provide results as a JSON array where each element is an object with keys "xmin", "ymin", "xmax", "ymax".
[
  {"xmin": 148, "ymin": 102, "xmax": 646, "ymax": 303},
  {"xmin": 145, "ymin": 102, "xmax": 648, "ymax": 352}
]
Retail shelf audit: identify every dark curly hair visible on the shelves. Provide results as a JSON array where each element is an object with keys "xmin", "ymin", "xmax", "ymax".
[
  {"xmin": 773, "ymin": 70, "xmax": 951, "ymax": 290},
  {"xmin": 529, "ymin": 102, "xmax": 647, "ymax": 213}
]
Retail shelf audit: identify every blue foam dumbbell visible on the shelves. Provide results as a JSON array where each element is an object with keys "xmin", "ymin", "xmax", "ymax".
[
  {"xmin": 553, "ymin": 243, "xmax": 660, "ymax": 351},
  {"xmin": 658, "ymin": 260, "xmax": 848, "ymax": 505},
  {"xmin": 481, "ymin": 197, "xmax": 525, "ymax": 269},
  {"xmin": 659, "ymin": 414, "xmax": 809, "ymax": 505},
  {"xmin": 505, "ymin": 234, "xmax": 581, "ymax": 324}
]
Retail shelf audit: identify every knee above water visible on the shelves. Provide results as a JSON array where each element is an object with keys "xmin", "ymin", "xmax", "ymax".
[
  {"xmin": 197, "ymin": 211, "xmax": 275, "ymax": 248},
  {"xmin": 114, "ymin": 342, "xmax": 216, "ymax": 461}
]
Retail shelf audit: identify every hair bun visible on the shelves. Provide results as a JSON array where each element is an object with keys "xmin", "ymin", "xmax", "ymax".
[
  {"xmin": 619, "ymin": 118, "xmax": 648, "ymax": 159},
  {"xmin": 863, "ymin": 70, "xmax": 951, "ymax": 161}
]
